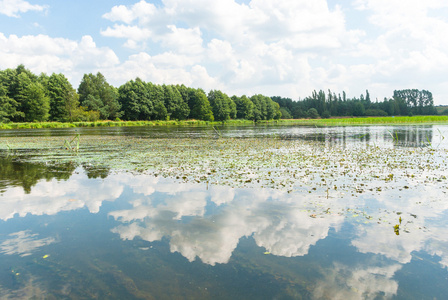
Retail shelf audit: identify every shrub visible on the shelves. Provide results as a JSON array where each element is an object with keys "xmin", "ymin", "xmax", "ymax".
[{"xmin": 307, "ymin": 108, "xmax": 320, "ymax": 119}]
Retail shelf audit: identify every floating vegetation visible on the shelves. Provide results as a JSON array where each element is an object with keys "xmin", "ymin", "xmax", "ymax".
[
  {"xmin": 1, "ymin": 127, "xmax": 447, "ymax": 237},
  {"xmin": 1, "ymin": 133, "xmax": 447, "ymax": 197}
]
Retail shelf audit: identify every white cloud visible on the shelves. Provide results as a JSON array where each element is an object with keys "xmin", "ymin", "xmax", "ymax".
[
  {"xmin": 0, "ymin": 33, "xmax": 119, "ymax": 86},
  {"xmin": 2, "ymin": 0, "xmax": 448, "ymax": 103},
  {"xmin": 102, "ymin": 0, "xmax": 157, "ymax": 25},
  {"xmin": 346, "ymin": 0, "xmax": 448, "ymax": 102},
  {"xmin": 0, "ymin": 0, "xmax": 46, "ymax": 17},
  {"xmin": 98, "ymin": 0, "xmax": 357, "ymax": 95},
  {"xmin": 101, "ymin": 24, "xmax": 152, "ymax": 42}
]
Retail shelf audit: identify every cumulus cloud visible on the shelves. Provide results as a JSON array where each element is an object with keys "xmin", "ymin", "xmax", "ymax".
[
  {"xmin": 0, "ymin": 0, "xmax": 46, "ymax": 17},
  {"xmin": 98, "ymin": 0, "xmax": 357, "ymax": 95},
  {"xmin": 97, "ymin": 0, "xmax": 447, "ymax": 102},
  {"xmin": 346, "ymin": 0, "xmax": 448, "ymax": 101},
  {"xmin": 1, "ymin": 1, "xmax": 448, "ymax": 103},
  {"xmin": 0, "ymin": 33, "xmax": 119, "ymax": 86}
]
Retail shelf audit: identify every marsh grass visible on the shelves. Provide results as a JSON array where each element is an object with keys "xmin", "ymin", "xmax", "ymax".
[
  {"xmin": 63, "ymin": 134, "xmax": 80, "ymax": 153},
  {"xmin": 279, "ymin": 116, "xmax": 448, "ymax": 126},
  {"xmin": 1, "ymin": 116, "xmax": 447, "ymax": 130}
]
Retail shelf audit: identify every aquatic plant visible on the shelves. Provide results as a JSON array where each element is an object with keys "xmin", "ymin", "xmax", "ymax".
[{"xmin": 63, "ymin": 134, "xmax": 80, "ymax": 153}]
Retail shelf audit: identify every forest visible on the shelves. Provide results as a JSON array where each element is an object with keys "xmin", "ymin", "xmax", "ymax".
[
  {"xmin": 272, "ymin": 89, "xmax": 438, "ymax": 119},
  {"xmin": 0, "ymin": 65, "xmax": 440, "ymax": 123}
]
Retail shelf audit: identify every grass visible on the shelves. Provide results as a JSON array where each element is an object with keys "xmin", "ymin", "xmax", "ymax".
[
  {"xmin": 277, "ymin": 116, "xmax": 448, "ymax": 126},
  {"xmin": 0, "ymin": 119, "xmax": 257, "ymax": 130},
  {"xmin": 2, "ymin": 116, "xmax": 446, "ymax": 130}
]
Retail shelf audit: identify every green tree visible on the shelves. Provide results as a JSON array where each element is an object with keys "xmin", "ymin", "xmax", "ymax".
[
  {"xmin": 279, "ymin": 107, "xmax": 292, "ymax": 119},
  {"xmin": 0, "ymin": 84, "xmax": 22, "ymax": 122},
  {"xmin": 307, "ymin": 108, "xmax": 319, "ymax": 119},
  {"xmin": 321, "ymin": 110, "xmax": 331, "ymax": 118},
  {"xmin": 44, "ymin": 73, "xmax": 79, "ymax": 121},
  {"xmin": 149, "ymin": 83, "xmax": 168, "ymax": 120},
  {"xmin": 118, "ymin": 78, "xmax": 154, "ymax": 120},
  {"xmin": 250, "ymin": 94, "xmax": 266, "ymax": 121},
  {"xmin": 208, "ymin": 90, "xmax": 234, "ymax": 121},
  {"xmin": 78, "ymin": 72, "xmax": 121, "ymax": 119},
  {"xmin": 232, "ymin": 95, "xmax": 254, "ymax": 120},
  {"xmin": 189, "ymin": 88, "xmax": 214, "ymax": 121},
  {"xmin": 352, "ymin": 101, "xmax": 365, "ymax": 116},
  {"xmin": 22, "ymin": 82, "xmax": 50, "ymax": 122},
  {"xmin": 162, "ymin": 85, "xmax": 189, "ymax": 120}
]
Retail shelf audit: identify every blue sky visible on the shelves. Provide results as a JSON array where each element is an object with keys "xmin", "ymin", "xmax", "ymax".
[{"xmin": 1, "ymin": 0, "xmax": 448, "ymax": 105}]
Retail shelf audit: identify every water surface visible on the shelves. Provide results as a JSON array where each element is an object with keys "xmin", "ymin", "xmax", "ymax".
[{"xmin": 0, "ymin": 124, "xmax": 447, "ymax": 299}]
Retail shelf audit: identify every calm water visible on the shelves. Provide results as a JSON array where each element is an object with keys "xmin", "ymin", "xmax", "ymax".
[{"xmin": 0, "ymin": 125, "xmax": 447, "ymax": 299}]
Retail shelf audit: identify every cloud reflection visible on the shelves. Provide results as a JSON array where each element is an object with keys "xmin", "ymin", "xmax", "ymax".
[
  {"xmin": 0, "ymin": 230, "xmax": 55, "ymax": 257},
  {"xmin": 0, "ymin": 169, "xmax": 124, "ymax": 220},
  {"xmin": 312, "ymin": 262, "xmax": 401, "ymax": 300},
  {"xmin": 110, "ymin": 185, "xmax": 344, "ymax": 265},
  {"xmin": 1, "ymin": 167, "xmax": 447, "ymax": 272}
]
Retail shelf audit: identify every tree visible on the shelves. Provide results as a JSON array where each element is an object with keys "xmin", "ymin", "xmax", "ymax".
[
  {"xmin": 150, "ymin": 83, "xmax": 168, "ymax": 120},
  {"xmin": 307, "ymin": 108, "xmax": 319, "ymax": 119},
  {"xmin": 279, "ymin": 107, "xmax": 292, "ymax": 119},
  {"xmin": 232, "ymin": 95, "xmax": 254, "ymax": 120},
  {"xmin": 78, "ymin": 72, "xmax": 121, "ymax": 119},
  {"xmin": 118, "ymin": 78, "xmax": 153, "ymax": 120},
  {"xmin": 12, "ymin": 72, "xmax": 32, "ymax": 121},
  {"xmin": 44, "ymin": 73, "xmax": 79, "ymax": 121},
  {"xmin": 22, "ymin": 82, "xmax": 50, "ymax": 122},
  {"xmin": 250, "ymin": 94, "xmax": 267, "ymax": 121},
  {"xmin": 162, "ymin": 85, "xmax": 189, "ymax": 120},
  {"xmin": 321, "ymin": 110, "xmax": 331, "ymax": 118},
  {"xmin": 208, "ymin": 90, "xmax": 234, "ymax": 121},
  {"xmin": 189, "ymin": 88, "xmax": 214, "ymax": 121},
  {"xmin": 352, "ymin": 101, "xmax": 365, "ymax": 116},
  {"xmin": 0, "ymin": 84, "xmax": 22, "ymax": 122}
]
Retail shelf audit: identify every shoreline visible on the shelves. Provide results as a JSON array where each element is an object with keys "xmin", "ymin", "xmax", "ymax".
[{"xmin": 1, "ymin": 116, "xmax": 448, "ymax": 130}]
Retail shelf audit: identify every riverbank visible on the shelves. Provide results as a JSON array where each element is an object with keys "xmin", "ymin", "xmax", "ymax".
[{"xmin": 1, "ymin": 116, "xmax": 448, "ymax": 129}]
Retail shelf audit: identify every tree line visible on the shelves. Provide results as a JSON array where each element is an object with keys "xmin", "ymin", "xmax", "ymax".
[
  {"xmin": 272, "ymin": 89, "xmax": 438, "ymax": 119},
  {"xmin": 0, "ymin": 65, "xmax": 281, "ymax": 123},
  {"xmin": 1, "ymin": 65, "xmax": 440, "ymax": 123}
]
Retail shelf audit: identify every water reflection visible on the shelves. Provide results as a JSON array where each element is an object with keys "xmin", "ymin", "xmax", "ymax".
[
  {"xmin": 0, "ymin": 157, "xmax": 76, "ymax": 194},
  {"xmin": 1, "ymin": 126, "xmax": 448, "ymax": 298},
  {"xmin": 110, "ymin": 185, "xmax": 344, "ymax": 265},
  {"xmin": 0, "ymin": 167, "xmax": 122, "ymax": 220},
  {"xmin": 313, "ymin": 261, "xmax": 402, "ymax": 299},
  {"xmin": 0, "ymin": 230, "xmax": 56, "ymax": 257},
  {"xmin": 1, "ymin": 124, "xmax": 447, "ymax": 148},
  {"xmin": 0, "ymin": 166, "xmax": 447, "ymax": 297}
]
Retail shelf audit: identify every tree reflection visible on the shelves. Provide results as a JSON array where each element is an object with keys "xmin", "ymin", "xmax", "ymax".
[
  {"xmin": 387, "ymin": 126, "xmax": 433, "ymax": 147},
  {"xmin": 0, "ymin": 157, "xmax": 76, "ymax": 194}
]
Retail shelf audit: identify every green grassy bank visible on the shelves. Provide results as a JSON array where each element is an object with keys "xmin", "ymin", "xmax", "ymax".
[
  {"xmin": 1, "ymin": 116, "xmax": 448, "ymax": 130},
  {"xmin": 278, "ymin": 115, "xmax": 448, "ymax": 126}
]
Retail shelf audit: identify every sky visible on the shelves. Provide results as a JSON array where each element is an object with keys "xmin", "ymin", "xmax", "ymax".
[{"xmin": 1, "ymin": 0, "xmax": 448, "ymax": 105}]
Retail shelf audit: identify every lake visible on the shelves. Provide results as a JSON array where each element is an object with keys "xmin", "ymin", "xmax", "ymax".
[{"xmin": 0, "ymin": 124, "xmax": 447, "ymax": 299}]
